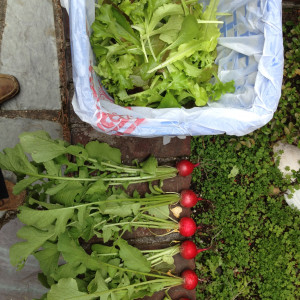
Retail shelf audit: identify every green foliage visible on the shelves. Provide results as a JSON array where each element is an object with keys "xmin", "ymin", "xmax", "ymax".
[
  {"xmin": 9, "ymin": 192, "xmax": 178, "ymax": 268},
  {"xmin": 191, "ymin": 18, "xmax": 300, "ymax": 299},
  {"xmin": 90, "ymin": 0, "xmax": 235, "ymax": 108},
  {"xmin": 191, "ymin": 135, "xmax": 300, "ymax": 299},
  {"xmin": 0, "ymin": 131, "xmax": 177, "ymax": 196},
  {"xmin": 3, "ymin": 132, "xmax": 185, "ymax": 299},
  {"xmin": 283, "ymin": 18, "xmax": 300, "ymax": 80},
  {"xmin": 43, "ymin": 233, "xmax": 182, "ymax": 300}
]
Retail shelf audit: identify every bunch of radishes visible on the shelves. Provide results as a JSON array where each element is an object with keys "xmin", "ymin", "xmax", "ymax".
[
  {"xmin": 168, "ymin": 159, "xmax": 209, "ymax": 292},
  {"xmin": 102, "ymin": 158, "xmax": 210, "ymax": 293},
  {"xmin": 151, "ymin": 159, "xmax": 211, "ymax": 293},
  {"xmin": 2, "ymin": 128, "xmax": 210, "ymax": 299}
]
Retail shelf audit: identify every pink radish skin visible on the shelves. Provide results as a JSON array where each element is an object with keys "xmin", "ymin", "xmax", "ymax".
[
  {"xmin": 179, "ymin": 217, "xmax": 197, "ymax": 237},
  {"xmin": 176, "ymin": 160, "xmax": 200, "ymax": 177},
  {"xmin": 180, "ymin": 189, "xmax": 213, "ymax": 208},
  {"xmin": 181, "ymin": 269, "xmax": 199, "ymax": 290},
  {"xmin": 180, "ymin": 240, "xmax": 210, "ymax": 259},
  {"xmin": 180, "ymin": 190, "xmax": 204, "ymax": 208}
]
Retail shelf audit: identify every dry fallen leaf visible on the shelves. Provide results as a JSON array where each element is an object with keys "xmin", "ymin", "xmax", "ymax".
[{"xmin": 170, "ymin": 206, "xmax": 183, "ymax": 218}]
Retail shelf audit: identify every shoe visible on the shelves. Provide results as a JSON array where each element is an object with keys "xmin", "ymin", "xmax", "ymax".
[{"xmin": 0, "ymin": 74, "xmax": 20, "ymax": 105}]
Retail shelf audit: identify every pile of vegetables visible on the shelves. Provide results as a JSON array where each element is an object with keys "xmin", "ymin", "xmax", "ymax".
[
  {"xmin": 0, "ymin": 131, "xmax": 211, "ymax": 299},
  {"xmin": 90, "ymin": 0, "xmax": 235, "ymax": 108}
]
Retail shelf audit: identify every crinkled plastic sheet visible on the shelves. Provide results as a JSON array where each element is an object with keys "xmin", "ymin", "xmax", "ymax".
[{"xmin": 61, "ymin": 0, "xmax": 283, "ymax": 137}]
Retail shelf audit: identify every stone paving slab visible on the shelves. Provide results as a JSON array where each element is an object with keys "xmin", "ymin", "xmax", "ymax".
[
  {"xmin": 0, "ymin": 0, "xmax": 61, "ymax": 110},
  {"xmin": 0, "ymin": 117, "xmax": 63, "ymax": 150}
]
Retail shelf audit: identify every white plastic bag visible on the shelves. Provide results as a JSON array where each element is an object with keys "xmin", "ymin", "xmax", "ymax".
[{"xmin": 61, "ymin": 0, "xmax": 283, "ymax": 137}]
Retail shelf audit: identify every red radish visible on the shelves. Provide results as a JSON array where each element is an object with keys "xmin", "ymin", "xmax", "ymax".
[
  {"xmin": 176, "ymin": 160, "xmax": 200, "ymax": 177},
  {"xmin": 180, "ymin": 240, "xmax": 210, "ymax": 259},
  {"xmin": 180, "ymin": 190, "xmax": 204, "ymax": 207},
  {"xmin": 180, "ymin": 189, "xmax": 213, "ymax": 208},
  {"xmin": 179, "ymin": 217, "xmax": 197, "ymax": 237},
  {"xmin": 181, "ymin": 269, "xmax": 199, "ymax": 290}
]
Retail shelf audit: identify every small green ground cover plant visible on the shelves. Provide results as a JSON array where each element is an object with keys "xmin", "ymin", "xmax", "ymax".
[{"xmin": 191, "ymin": 18, "xmax": 300, "ymax": 299}]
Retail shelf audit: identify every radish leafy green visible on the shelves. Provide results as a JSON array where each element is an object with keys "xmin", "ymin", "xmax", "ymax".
[
  {"xmin": 91, "ymin": 0, "xmax": 235, "ymax": 108},
  {"xmin": 0, "ymin": 131, "xmax": 190, "ymax": 299},
  {"xmin": 0, "ymin": 131, "xmax": 177, "ymax": 196},
  {"xmin": 0, "ymin": 131, "xmax": 180, "ymax": 267},
  {"xmin": 0, "ymin": 131, "xmax": 192, "ymax": 300}
]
